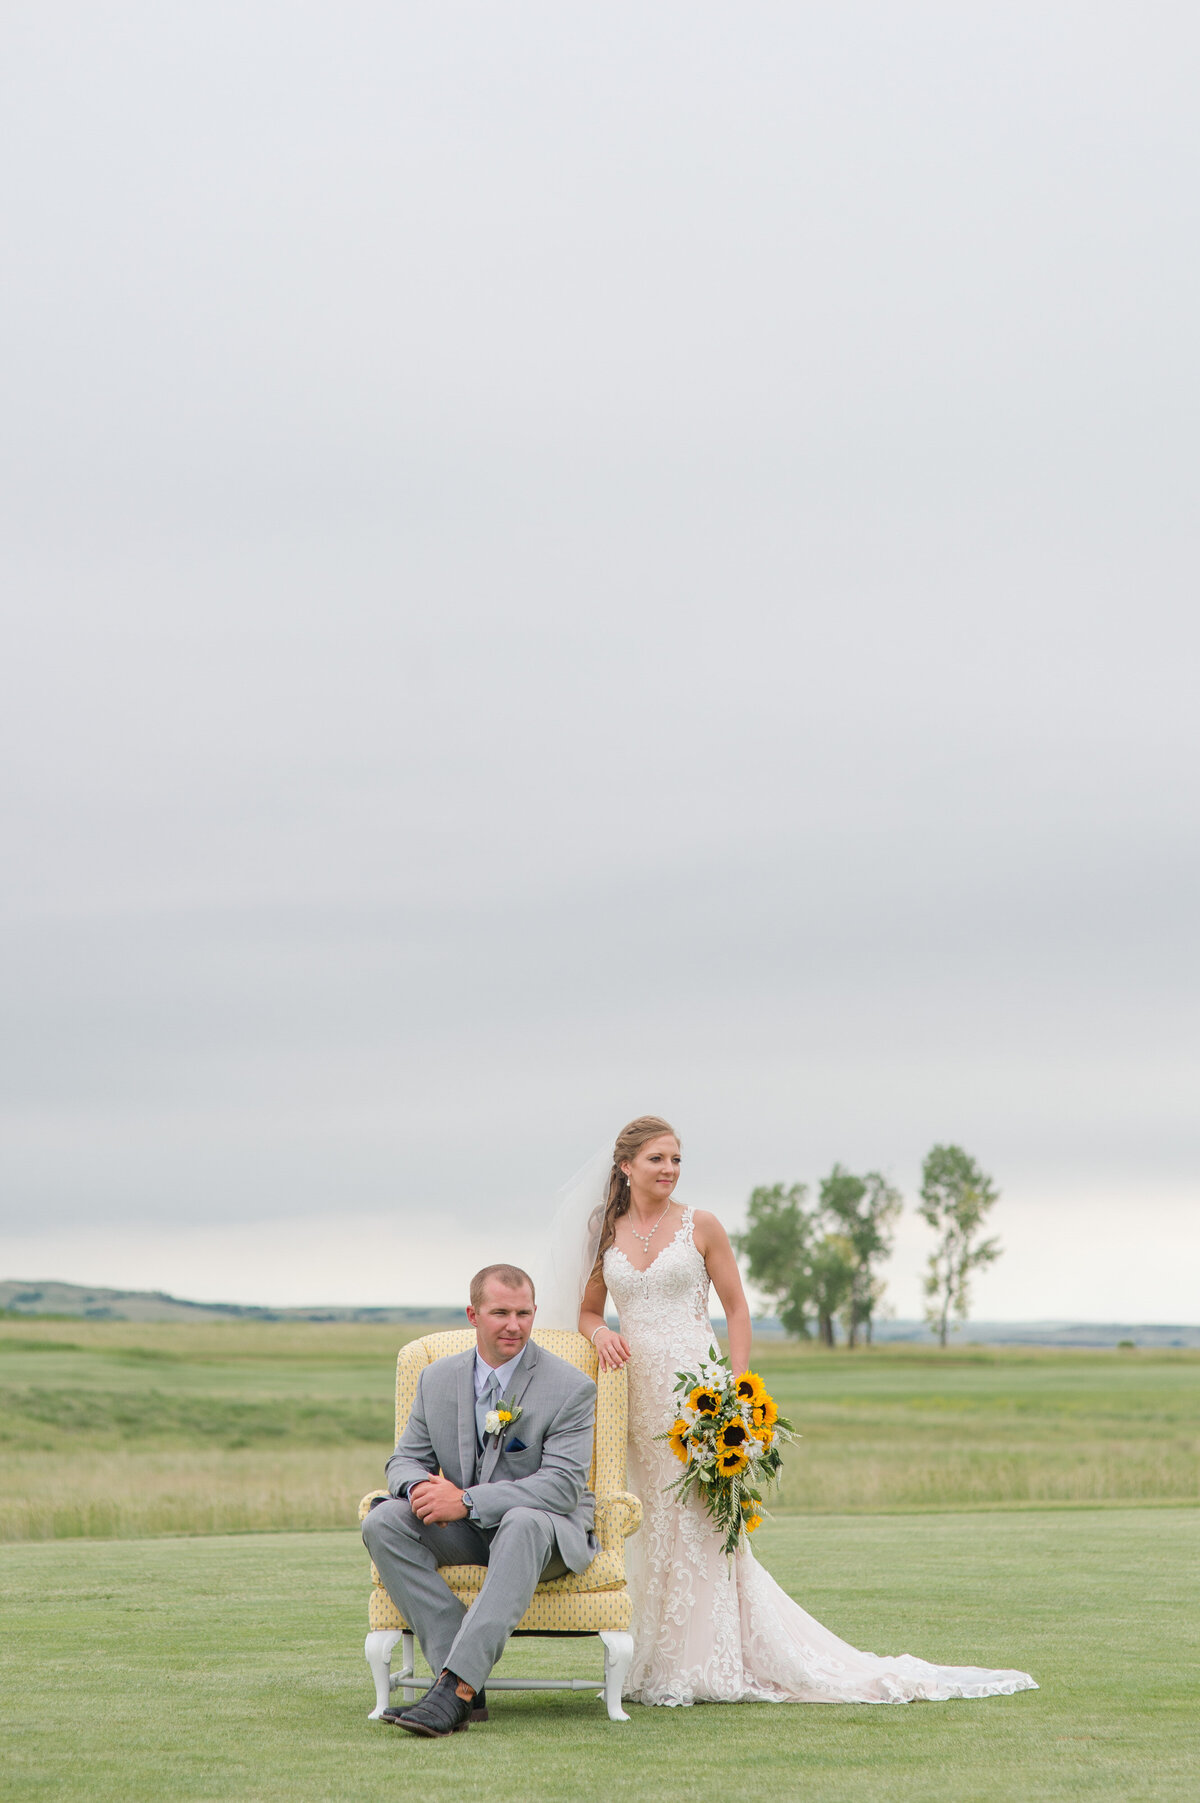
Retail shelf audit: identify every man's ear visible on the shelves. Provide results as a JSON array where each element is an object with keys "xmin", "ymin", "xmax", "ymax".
[{"xmin": 466, "ymin": 1304, "xmax": 478, "ymax": 1327}]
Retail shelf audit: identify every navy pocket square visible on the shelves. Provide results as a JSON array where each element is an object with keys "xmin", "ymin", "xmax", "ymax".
[{"xmin": 506, "ymin": 1436, "xmax": 528, "ymax": 1452}]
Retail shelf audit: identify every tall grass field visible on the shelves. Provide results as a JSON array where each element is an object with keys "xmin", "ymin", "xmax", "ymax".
[
  {"xmin": 1, "ymin": 1317, "xmax": 1196, "ymax": 1538},
  {"xmin": 2, "ymin": 1316, "xmax": 1197, "ymax": 1800}
]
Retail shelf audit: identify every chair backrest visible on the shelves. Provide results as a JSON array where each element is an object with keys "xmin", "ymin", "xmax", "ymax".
[{"xmin": 393, "ymin": 1328, "xmax": 627, "ymax": 1498}]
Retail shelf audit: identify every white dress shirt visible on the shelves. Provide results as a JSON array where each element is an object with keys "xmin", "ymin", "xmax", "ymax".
[{"xmin": 474, "ymin": 1345, "xmax": 527, "ymax": 1399}]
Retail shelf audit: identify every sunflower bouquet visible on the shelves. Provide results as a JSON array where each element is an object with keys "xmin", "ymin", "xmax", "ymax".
[{"xmin": 656, "ymin": 1346, "xmax": 796, "ymax": 1556}]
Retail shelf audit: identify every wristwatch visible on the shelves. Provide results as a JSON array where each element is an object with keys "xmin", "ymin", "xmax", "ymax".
[{"xmin": 461, "ymin": 1489, "xmax": 474, "ymax": 1516}]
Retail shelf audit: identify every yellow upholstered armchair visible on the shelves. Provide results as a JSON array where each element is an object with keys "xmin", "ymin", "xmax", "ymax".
[{"xmin": 358, "ymin": 1328, "xmax": 643, "ymax": 1722}]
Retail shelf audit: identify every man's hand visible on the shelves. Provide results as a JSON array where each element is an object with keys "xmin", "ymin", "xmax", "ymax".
[{"xmin": 409, "ymin": 1475, "xmax": 469, "ymax": 1524}]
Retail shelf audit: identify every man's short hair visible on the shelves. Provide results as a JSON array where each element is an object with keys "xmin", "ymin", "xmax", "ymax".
[{"xmin": 469, "ymin": 1264, "xmax": 536, "ymax": 1310}]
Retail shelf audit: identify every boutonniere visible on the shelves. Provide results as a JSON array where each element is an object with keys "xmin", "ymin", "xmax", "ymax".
[{"xmin": 484, "ymin": 1400, "xmax": 523, "ymax": 1438}]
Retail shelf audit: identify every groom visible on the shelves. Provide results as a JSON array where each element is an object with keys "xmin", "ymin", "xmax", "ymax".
[{"xmin": 362, "ymin": 1263, "xmax": 598, "ymax": 1738}]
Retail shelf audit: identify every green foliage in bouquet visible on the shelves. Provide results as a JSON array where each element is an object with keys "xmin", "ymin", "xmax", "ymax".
[{"xmin": 655, "ymin": 1344, "xmax": 797, "ymax": 1556}]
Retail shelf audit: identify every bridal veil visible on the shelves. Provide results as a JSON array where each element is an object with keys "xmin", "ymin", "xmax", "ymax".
[{"xmin": 535, "ymin": 1145, "xmax": 612, "ymax": 1332}]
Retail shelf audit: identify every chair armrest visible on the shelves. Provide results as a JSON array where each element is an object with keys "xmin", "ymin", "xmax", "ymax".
[
  {"xmin": 595, "ymin": 1491, "xmax": 643, "ymax": 1545},
  {"xmin": 358, "ymin": 1489, "xmax": 390, "ymax": 1523}
]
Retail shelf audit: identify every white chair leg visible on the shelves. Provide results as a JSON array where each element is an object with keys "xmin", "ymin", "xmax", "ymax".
[
  {"xmin": 397, "ymin": 1629, "xmax": 417, "ymax": 1701},
  {"xmin": 364, "ymin": 1630, "xmax": 403, "ymax": 1718},
  {"xmin": 599, "ymin": 1629, "xmax": 634, "ymax": 1722}
]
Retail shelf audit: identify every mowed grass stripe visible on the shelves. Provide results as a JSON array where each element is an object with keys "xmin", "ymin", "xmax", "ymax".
[{"xmin": 0, "ymin": 1385, "xmax": 390, "ymax": 1444}]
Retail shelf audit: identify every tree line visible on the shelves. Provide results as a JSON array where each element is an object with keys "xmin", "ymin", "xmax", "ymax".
[{"xmin": 734, "ymin": 1143, "xmax": 1003, "ymax": 1347}]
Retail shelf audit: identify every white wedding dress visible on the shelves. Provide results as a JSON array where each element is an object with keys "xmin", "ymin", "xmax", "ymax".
[{"xmin": 603, "ymin": 1208, "xmax": 1038, "ymax": 1707}]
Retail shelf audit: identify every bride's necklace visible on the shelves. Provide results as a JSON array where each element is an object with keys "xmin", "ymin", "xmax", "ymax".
[{"xmin": 627, "ymin": 1197, "xmax": 673, "ymax": 1256}]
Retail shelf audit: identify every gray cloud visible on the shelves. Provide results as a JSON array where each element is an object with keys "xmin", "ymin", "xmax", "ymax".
[{"xmin": 2, "ymin": 5, "xmax": 1197, "ymax": 1300}]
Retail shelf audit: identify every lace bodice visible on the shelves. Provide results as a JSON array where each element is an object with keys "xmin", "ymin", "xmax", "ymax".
[{"xmin": 603, "ymin": 1207, "xmax": 712, "ymax": 1360}]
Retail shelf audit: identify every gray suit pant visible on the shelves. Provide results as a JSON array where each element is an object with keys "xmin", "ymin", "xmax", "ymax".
[{"xmin": 362, "ymin": 1498, "xmax": 570, "ymax": 1694}]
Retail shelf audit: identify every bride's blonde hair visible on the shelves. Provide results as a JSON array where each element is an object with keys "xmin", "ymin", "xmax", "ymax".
[{"xmin": 590, "ymin": 1115, "xmax": 680, "ymax": 1282}]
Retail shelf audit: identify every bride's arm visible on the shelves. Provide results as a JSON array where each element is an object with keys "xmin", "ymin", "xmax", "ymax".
[
  {"xmin": 579, "ymin": 1270, "xmax": 631, "ymax": 1372},
  {"xmin": 693, "ymin": 1212, "xmax": 754, "ymax": 1374}
]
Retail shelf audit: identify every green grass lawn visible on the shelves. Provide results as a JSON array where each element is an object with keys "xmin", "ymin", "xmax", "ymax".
[
  {"xmin": 2, "ymin": 1320, "xmax": 1197, "ymax": 1536},
  {"xmin": 2, "ymin": 1321, "xmax": 1197, "ymax": 1800},
  {"xmin": 3, "ymin": 1509, "xmax": 1196, "ymax": 1803}
]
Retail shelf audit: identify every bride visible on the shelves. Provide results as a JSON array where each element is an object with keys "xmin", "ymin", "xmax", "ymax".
[{"xmin": 544, "ymin": 1114, "xmax": 1037, "ymax": 1708}]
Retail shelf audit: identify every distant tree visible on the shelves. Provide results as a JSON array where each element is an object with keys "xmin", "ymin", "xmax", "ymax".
[
  {"xmin": 780, "ymin": 1232, "xmax": 858, "ymax": 1346},
  {"xmin": 818, "ymin": 1165, "xmax": 903, "ymax": 1347},
  {"xmin": 734, "ymin": 1184, "xmax": 811, "ymax": 1324},
  {"xmin": 737, "ymin": 1178, "xmax": 888, "ymax": 1347},
  {"xmin": 918, "ymin": 1144, "xmax": 1002, "ymax": 1346}
]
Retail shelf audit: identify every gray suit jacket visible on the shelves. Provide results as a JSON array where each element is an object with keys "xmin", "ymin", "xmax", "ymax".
[{"xmin": 385, "ymin": 1340, "xmax": 599, "ymax": 1574}]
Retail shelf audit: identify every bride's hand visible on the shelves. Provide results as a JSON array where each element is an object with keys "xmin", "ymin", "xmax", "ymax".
[{"xmin": 593, "ymin": 1326, "xmax": 631, "ymax": 1371}]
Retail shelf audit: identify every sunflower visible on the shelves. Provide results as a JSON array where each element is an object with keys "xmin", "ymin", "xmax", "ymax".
[
  {"xmin": 743, "ymin": 1511, "xmax": 763, "ymax": 1533},
  {"xmin": 735, "ymin": 1371, "xmax": 766, "ymax": 1408},
  {"xmin": 751, "ymin": 1393, "xmax": 778, "ymax": 1430},
  {"xmin": 688, "ymin": 1384, "xmax": 722, "ymax": 1416},
  {"xmin": 718, "ymin": 1419, "xmax": 750, "ymax": 1453},
  {"xmin": 751, "ymin": 1422, "xmax": 774, "ymax": 1449},
  {"xmin": 716, "ymin": 1444, "xmax": 749, "ymax": 1476},
  {"xmin": 666, "ymin": 1418, "xmax": 690, "ymax": 1463}
]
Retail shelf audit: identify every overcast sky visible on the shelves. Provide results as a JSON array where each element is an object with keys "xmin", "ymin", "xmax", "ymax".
[{"xmin": 2, "ymin": 4, "xmax": 1197, "ymax": 1321}]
